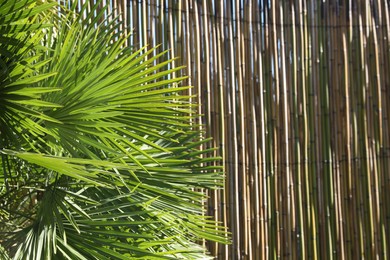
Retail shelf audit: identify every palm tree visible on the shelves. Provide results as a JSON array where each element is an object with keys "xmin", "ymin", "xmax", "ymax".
[{"xmin": 0, "ymin": 1, "xmax": 228, "ymax": 259}]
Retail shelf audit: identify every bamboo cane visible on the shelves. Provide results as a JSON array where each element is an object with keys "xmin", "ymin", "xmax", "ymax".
[
  {"xmin": 184, "ymin": 0, "xmax": 191, "ymax": 92},
  {"xmin": 307, "ymin": 1, "xmax": 320, "ymax": 258},
  {"xmin": 241, "ymin": 1, "xmax": 251, "ymax": 257},
  {"xmin": 380, "ymin": 2, "xmax": 390, "ymax": 258},
  {"xmin": 297, "ymin": 1, "xmax": 313, "ymax": 258},
  {"xmin": 225, "ymin": 1, "xmax": 235, "ymax": 258},
  {"xmin": 271, "ymin": 1, "xmax": 282, "ymax": 257},
  {"xmin": 192, "ymin": 0, "xmax": 201, "ymax": 128},
  {"xmin": 278, "ymin": 3, "xmax": 293, "ymax": 258},
  {"xmin": 131, "ymin": 0, "xmax": 139, "ymax": 47},
  {"xmin": 263, "ymin": 3, "xmax": 276, "ymax": 258},
  {"xmin": 249, "ymin": 1, "xmax": 261, "ymax": 259},
  {"xmin": 370, "ymin": 16, "xmax": 382, "ymax": 258},
  {"xmin": 167, "ymin": 0, "xmax": 175, "ymax": 78},
  {"xmin": 289, "ymin": 2, "xmax": 306, "ymax": 259},
  {"xmin": 342, "ymin": 30, "xmax": 354, "ymax": 260},
  {"xmin": 176, "ymin": 0, "xmax": 182, "ymax": 66},
  {"xmin": 209, "ymin": 2, "xmax": 228, "ymax": 257}
]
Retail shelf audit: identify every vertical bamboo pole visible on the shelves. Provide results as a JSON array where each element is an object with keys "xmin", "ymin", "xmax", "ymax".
[
  {"xmin": 167, "ymin": 0, "xmax": 175, "ymax": 78},
  {"xmin": 334, "ymin": 3, "xmax": 346, "ymax": 259},
  {"xmin": 206, "ymin": 0, "xmax": 216, "ymax": 255},
  {"xmin": 250, "ymin": 1, "xmax": 261, "ymax": 259},
  {"xmin": 126, "ymin": 0, "xmax": 132, "ymax": 47},
  {"xmin": 148, "ymin": 0, "xmax": 155, "ymax": 63},
  {"xmin": 361, "ymin": 5, "xmax": 376, "ymax": 257},
  {"xmin": 192, "ymin": 0, "xmax": 201, "ymax": 128},
  {"xmin": 201, "ymin": 0, "xmax": 210, "ymax": 136},
  {"xmin": 241, "ymin": 1, "xmax": 251, "ymax": 258},
  {"xmin": 241, "ymin": 1, "xmax": 254, "ymax": 259},
  {"xmin": 263, "ymin": 2, "xmax": 276, "ymax": 258},
  {"xmin": 322, "ymin": 2, "xmax": 336, "ymax": 258},
  {"xmin": 255, "ymin": 2, "xmax": 268, "ymax": 258},
  {"xmin": 355, "ymin": 11, "xmax": 366, "ymax": 258},
  {"xmin": 142, "ymin": 0, "xmax": 147, "ymax": 50},
  {"xmin": 370, "ymin": 16, "xmax": 382, "ymax": 258},
  {"xmin": 120, "ymin": 0, "xmax": 126, "ymax": 42},
  {"xmin": 231, "ymin": 0, "xmax": 241, "ymax": 258},
  {"xmin": 184, "ymin": 0, "xmax": 191, "ymax": 92},
  {"xmin": 308, "ymin": 2, "xmax": 326, "ymax": 259},
  {"xmin": 270, "ymin": 1, "xmax": 281, "ymax": 257},
  {"xmin": 284, "ymin": 8, "xmax": 296, "ymax": 254},
  {"xmin": 278, "ymin": 2, "xmax": 292, "ymax": 258},
  {"xmin": 218, "ymin": 2, "xmax": 229, "ymax": 259},
  {"xmin": 351, "ymin": 7, "xmax": 361, "ymax": 258},
  {"xmin": 239, "ymin": 0, "xmax": 249, "ymax": 255},
  {"xmin": 297, "ymin": 1, "xmax": 313, "ymax": 258},
  {"xmin": 132, "ymin": 0, "xmax": 139, "ymax": 47},
  {"xmin": 380, "ymin": 2, "xmax": 390, "ymax": 258},
  {"xmin": 175, "ymin": 0, "xmax": 182, "ymax": 65},
  {"xmin": 265, "ymin": 2, "xmax": 271, "ymax": 258},
  {"xmin": 160, "ymin": 0, "xmax": 167, "ymax": 60},
  {"xmin": 200, "ymin": 0, "xmax": 216, "ymax": 255},
  {"xmin": 210, "ymin": 1, "xmax": 228, "ymax": 258},
  {"xmin": 306, "ymin": 1, "xmax": 319, "ymax": 258},
  {"xmin": 290, "ymin": 2, "xmax": 305, "ymax": 259},
  {"xmin": 342, "ymin": 29, "xmax": 353, "ymax": 260}
]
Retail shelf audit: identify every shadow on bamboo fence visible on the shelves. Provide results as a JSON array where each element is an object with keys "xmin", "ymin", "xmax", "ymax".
[{"xmin": 73, "ymin": 0, "xmax": 390, "ymax": 259}]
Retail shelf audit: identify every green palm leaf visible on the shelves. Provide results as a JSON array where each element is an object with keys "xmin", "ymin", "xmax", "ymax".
[{"xmin": 0, "ymin": 0, "xmax": 228, "ymax": 259}]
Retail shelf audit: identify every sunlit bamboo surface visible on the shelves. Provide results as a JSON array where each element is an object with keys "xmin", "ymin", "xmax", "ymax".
[{"xmin": 73, "ymin": 0, "xmax": 390, "ymax": 259}]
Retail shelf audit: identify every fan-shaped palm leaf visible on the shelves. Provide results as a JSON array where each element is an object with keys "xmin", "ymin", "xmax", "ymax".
[{"xmin": 0, "ymin": 1, "xmax": 228, "ymax": 259}]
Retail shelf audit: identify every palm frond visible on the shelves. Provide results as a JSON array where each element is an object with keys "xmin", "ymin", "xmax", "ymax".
[{"xmin": 0, "ymin": 1, "xmax": 228, "ymax": 259}]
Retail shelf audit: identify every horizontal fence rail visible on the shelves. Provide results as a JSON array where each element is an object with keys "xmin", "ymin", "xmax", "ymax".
[{"xmin": 72, "ymin": 0, "xmax": 390, "ymax": 259}]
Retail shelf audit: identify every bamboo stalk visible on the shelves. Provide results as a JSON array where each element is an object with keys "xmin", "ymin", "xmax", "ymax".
[
  {"xmin": 239, "ymin": 2, "xmax": 249, "ymax": 256},
  {"xmin": 167, "ymin": 0, "xmax": 175, "ymax": 78},
  {"xmin": 254, "ymin": 2, "xmax": 268, "ymax": 259},
  {"xmin": 308, "ymin": 1, "xmax": 320, "ymax": 258},
  {"xmin": 278, "ymin": 3, "xmax": 292, "ymax": 258},
  {"xmin": 184, "ymin": 0, "xmax": 191, "ymax": 92},
  {"xmin": 117, "ymin": 0, "xmax": 123, "ymax": 33},
  {"xmin": 263, "ymin": 3, "xmax": 276, "ymax": 258},
  {"xmin": 228, "ymin": 2, "xmax": 236, "ymax": 258},
  {"xmin": 176, "ymin": 0, "xmax": 182, "ymax": 64},
  {"xmin": 335, "ymin": 4, "xmax": 346, "ymax": 259},
  {"xmin": 142, "ymin": 0, "xmax": 147, "ymax": 50},
  {"xmin": 370, "ymin": 16, "xmax": 382, "ymax": 258},
  {"xmin": 199, "ymin": 1, "xmax": 215, "ymax": 254},
  {"xmin": 380, "ymin": 2, "xmax": 390, "ymax": 258},
  {"xmin": 290, "ymin": 2, "xmax": 305, "ymax": 259},
  {"xmin": 131, "ymin": 0, "xmax": 139, "ymax": 47},
  {"xmin": 270, "ymin": 1, "xmax": 281, "ymax": 258},
  {"xmin": 342, "ymin": 30, "xmax": 353, "ymax": 260},
  {"xmin": 192, "ymin": 0, "xmax": 201, "ymax": 128},
  {"xmin": 209, "ymin": 2, "xmax": 228, "ymax": 257},
  {"xmin": 218, "ymin": 3, "xmax": 233, "ymax": 259},
  {"xmin": 322, "ymin": 1, "xmax": 336, "ymax": 258},
  {"xmin": 350, "ymin": 10, "xmax": 361, "ymax": 259},
  {"xmin": 249, "ymin": 2, "xmax": 261, "ymax": 259},
  {"xmin": 297, "ymin": 1, "xmax": 312, "ymax": 258}
]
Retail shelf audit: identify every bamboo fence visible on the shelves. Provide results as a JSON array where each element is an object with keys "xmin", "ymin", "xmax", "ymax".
[{"xmin": 73, "ymin": 0, "xmax": 390, "ymax": 259}]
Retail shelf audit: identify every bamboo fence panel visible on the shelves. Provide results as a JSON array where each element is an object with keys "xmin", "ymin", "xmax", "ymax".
[{"xmin": 72, "ymin": 0, "xmax": 390, "ymax": 259}]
